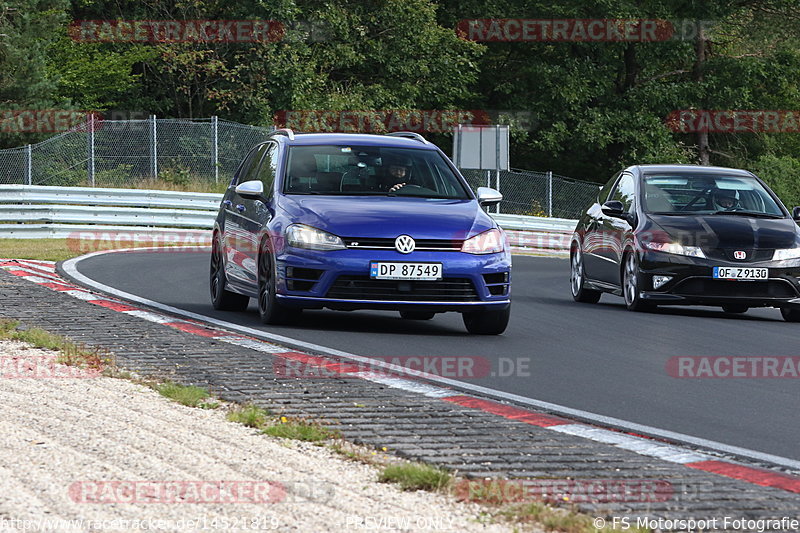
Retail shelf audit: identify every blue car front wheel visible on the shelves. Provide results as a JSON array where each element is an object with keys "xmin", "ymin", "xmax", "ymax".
[
  {"xmin": 462, "ymin": 305, "xmax": 510, "ymax": 335},
  {"xmin": 258, "ymin": 249, "xmax": 301, "ymax": 325}
]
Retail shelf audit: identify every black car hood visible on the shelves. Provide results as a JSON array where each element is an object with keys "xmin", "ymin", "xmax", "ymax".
[{"xmin": 648, "ymin": 214, "xmax": 799, "ymax": 250}]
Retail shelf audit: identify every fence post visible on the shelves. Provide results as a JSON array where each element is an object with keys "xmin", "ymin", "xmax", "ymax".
[
  {"xmin": 149, "ymin": 114, "xmax": 158, "ymax": 179},
  {"xmin": 495, "ymin": 169, "xmax": 501, "ymax": 214},
  {"xmin": 212, "ymin": 116, "xmax": 219, "ymax": 184},
  {"xmin": 88, "ymin": 114, "xmax": 96, "ymax": 187},
  {"xmin": 495, "ymin": 124, "xmax": 501, "ymax": 214},
  {"xmin": 25, "ymin": 144, "xmax": 32, "ymax": 185},
  {"xmin": 547, "ymin": 170, "xmax": 553, "ymax": 217}
]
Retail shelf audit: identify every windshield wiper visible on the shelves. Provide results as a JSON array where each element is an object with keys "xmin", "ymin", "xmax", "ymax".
[{"xmin": 711, "ymin": 210, "xmax": 783, "ymax": 219}]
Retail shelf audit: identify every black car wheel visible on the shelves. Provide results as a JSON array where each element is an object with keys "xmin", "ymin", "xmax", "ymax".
[
  {"xmin": 781, "ymin": 307, "xmax": 800, "ymax": 322},
  {"xmin": 462, "ymin": 306, "xmax": 510, "ymax": 335},
  {"xmin": 400, "ymin": 311, "xmax": 435, "ymax": 320},
  {"xmin": 722, "ymin": 305, "xmax": 749, "ymax": 314},
  {"xmin": 258, "ymin": 248, "xmax": 301, "ymax": 325},
  {"xmin": 570, "ymin": 246, "xmax": 601, "ymax": 303},
  {"xmin": 622, "ymin": 252, "xmax": 652, "ymax": 312},
  {"xmin": 210, "ymin": 236, "xmax": 250, "ymax": 311}
]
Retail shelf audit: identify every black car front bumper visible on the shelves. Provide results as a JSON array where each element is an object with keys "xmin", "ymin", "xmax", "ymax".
[{"xmin": 638, "ymin": 251, "xmax": 800, "ymax": 308}]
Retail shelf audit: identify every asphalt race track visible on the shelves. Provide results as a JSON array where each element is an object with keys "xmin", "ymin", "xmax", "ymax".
[{"xmin": 74, "ymin": 251, "xmax": 800, "ymax": 462}]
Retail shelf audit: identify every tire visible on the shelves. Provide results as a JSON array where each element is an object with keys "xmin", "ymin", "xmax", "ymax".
[
  {"xmin": 462, "ymin": 306, "xmax": 510, "ymax": 335},
  {"xmin": 257, "ymin": 247, "xmax": 301, "ymax": 325},
  {"xmin": 722, "ymin": 305, "xmax": 748, "ymax": 314},
  {"xmin": 622, "ymin": 251, "xmax": 653, "ymax": 312},
  {"xmin": 210, "ymin": 236, "xmax": 250, "ymax": 311},
  {"xmin": 781, "ymin": 307, "xmax": 800, "ymax": 322},
  {"xmin": 570, "ymin": 246, "xmax": 601, "ymax": 303},
  {"xmin": 400, "ymin": 311, "xmax": 435, "ymax": 320}
]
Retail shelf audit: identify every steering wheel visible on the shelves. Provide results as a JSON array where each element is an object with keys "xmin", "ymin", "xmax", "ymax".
[{"xmin": 678, "ymin": 187, "xmax": 711, "ymax": 211}]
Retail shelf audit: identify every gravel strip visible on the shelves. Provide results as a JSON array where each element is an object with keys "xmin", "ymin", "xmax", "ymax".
[{"xmin": 0, "ymin": 339, "xmax": 519, "ymax": 533}]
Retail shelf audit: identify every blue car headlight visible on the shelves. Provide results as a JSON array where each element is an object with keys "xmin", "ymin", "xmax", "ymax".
[
  {"xmin": 461, "ymin": 229, "xmax": 505, "ymax": 254},
  {"xmin": 286, "ymin": 224, "xmax": 346, "ymax": 251}
]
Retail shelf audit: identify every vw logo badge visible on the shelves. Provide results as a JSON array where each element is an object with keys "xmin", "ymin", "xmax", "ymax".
[
  {"xmin": 395, "ymin": 235, "xmax": 415, "ymax": 254},
  {"xmin": 734, "ymin": 250, "xmax": 747, "ymax": 260}
]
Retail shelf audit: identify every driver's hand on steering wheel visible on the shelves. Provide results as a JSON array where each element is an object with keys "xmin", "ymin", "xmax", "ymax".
[{"xmin": 388, "ymin": 182, "xmax": 406, "ymax": 192}]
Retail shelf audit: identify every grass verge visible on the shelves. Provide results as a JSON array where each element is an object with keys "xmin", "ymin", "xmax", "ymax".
[
  {"xmin": 0, "ymin": 319, "xmax": 116, "ymax": 375},
  {"xmin": 153, "ymin": 381, "xmax": 218, "ymax": 409},
  {"xmin": 378, "ymin": 462, "xmax": 453, "ymax": 492},
  {"xmin": 0, "ymin": 238, "xmax": 203, "ymax": 262},
  {"xmin": 262, "ymin": 416, "xmax": 341, "ymax": 442},
  {"xmin": 226, "ymin": 404, "xmax": 271, "ymax": 428}
]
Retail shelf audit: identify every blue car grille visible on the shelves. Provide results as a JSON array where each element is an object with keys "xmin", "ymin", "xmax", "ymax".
[
  {"xmin": 343, "ymin": 238, "xmax": 462, "ymax": 251},
  {"xmin": 326, "ymin": 276, "xmax": 478, "ymax": 301}
]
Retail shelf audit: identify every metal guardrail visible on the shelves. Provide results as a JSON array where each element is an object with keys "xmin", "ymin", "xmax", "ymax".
[
  {"xmin": 0, "ymin": 185, "xmax": 218, "ymax": 241},
  {"xmin": 0, "ymin": 185, "xmax": 221, "ymax": 210},
  {"xmin": 0, "ymin": 186, "xmax": 577, "ymax": 253}
]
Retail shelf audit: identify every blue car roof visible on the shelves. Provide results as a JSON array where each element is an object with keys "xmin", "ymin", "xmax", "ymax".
[{"xmin": 279, "ymin": 133, "xmax": 439, "ymax": 149}]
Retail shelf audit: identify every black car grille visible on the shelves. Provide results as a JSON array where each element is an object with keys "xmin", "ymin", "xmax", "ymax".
[
  {"xmin": 343, "ymin": 238, "xmax": 462, "ymax": 251},
  {"xmin": 703, "ymin": 249, "xmax": 774, "ymax": 263},
  {"xmin": 673, "ymin": 278, "xmax": 798, "ymax": 298},
  {"xmin": 326, "ymin": 276, "xmax": 478, "ymax": 301}
]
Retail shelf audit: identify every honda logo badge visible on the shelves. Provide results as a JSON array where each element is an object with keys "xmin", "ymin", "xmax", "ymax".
[
  {"xmin": 395, "ymin": 235, "xmax": 415, "ymax": 254},
  {"xmin": 734, "ymin": 250, "xmax": 747, "ymax": 260}
]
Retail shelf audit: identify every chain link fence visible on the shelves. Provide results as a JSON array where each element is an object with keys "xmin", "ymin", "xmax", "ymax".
[
  {"xmin": 0, "ymin": 116, "xmax": 599, "ymax": 218},
  {"xmin": 460, "ymin": 168, "xmax": 600, "ymax": 219}
]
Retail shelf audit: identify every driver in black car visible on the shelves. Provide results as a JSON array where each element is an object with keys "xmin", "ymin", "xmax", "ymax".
[{"xmin": 712, "ymin": 189, "xmax": 740, "ymax": 211}]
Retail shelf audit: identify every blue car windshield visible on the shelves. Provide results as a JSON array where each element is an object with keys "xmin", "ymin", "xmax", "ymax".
[
  {"xmin": 642, "ymin": 174, "xmax": 785, "ymax": 217},
  {"xmin": 283, "ymin": 145, "xmax": 471, "ymax": 199}
]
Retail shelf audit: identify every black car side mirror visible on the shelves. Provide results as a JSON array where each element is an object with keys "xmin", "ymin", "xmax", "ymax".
[
  {"xmin": 601, "ymin": 200, "xmax": 625, "ymax": 218},
  {"xmin": 792, "ymin": 206, "xmax": 800, "ymax": 221}
]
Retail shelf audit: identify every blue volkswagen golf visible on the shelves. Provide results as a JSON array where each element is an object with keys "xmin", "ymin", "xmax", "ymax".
[{"xmin": 210, "ymin": 130, "xmax": 511, "ymax": 334}]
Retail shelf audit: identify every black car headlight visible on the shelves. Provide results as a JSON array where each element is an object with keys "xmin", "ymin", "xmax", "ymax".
[
  {"xmin": 773, "ymin": 248, "xmax": 800, "ymax": 261},
  {"xmin": 643, "ymin": 241, "xmax": 706, "ymax": 259}
]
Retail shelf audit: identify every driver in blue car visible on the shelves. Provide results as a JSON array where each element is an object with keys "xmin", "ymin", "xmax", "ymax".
[
  {"xmin": 712, "ymin": 189, "xmax": 740, "ymax": 211},
  {"xmin": 380, "ymin": 157, "xmax": 412, "ymax": 192}
]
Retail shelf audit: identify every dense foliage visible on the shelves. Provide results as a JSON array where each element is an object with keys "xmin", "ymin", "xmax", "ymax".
[{"xmin": 2, "ymin": 0, "xmax": 800, "ymax": 203}]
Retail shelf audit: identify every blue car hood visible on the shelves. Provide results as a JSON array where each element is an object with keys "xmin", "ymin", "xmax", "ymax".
[{"xmin": 280, "ymin": 195, "xmax": 495, "ymax": 240}]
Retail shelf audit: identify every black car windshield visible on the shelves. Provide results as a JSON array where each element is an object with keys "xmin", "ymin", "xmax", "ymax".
[
  {"xmin": 642, "ymin": 174, "xmax": 785, "ymax": 217},
  {"xmin": 283, "ymin": 145, "xmax": 471, "ymax": 199}
]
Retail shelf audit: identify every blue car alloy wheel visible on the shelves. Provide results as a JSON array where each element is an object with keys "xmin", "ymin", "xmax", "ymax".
[{"xmin": 210, "ymin": 130, "xmax": 512, "ymax": 334}]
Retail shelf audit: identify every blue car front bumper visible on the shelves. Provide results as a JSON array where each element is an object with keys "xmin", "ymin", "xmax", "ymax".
[{"xmin": 274, "ymin": 247, "xmax": 511, "ymax": 312}]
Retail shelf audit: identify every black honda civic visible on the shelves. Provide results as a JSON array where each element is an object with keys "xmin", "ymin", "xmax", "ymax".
[{"xmin": 569, "ymin": 164, "xmax": 800, "ymax": 321}]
